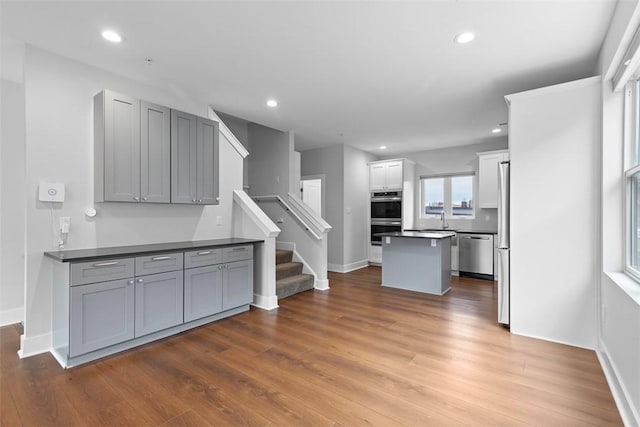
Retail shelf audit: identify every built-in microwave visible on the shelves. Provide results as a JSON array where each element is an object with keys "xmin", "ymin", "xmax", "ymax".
[
  {"xmin": 370, "ymin": 221, "xmax": 402, "ymax": 246},
  {"xmin": 371, "ymin": 191, "xmax": 402, "ymax": 221}
]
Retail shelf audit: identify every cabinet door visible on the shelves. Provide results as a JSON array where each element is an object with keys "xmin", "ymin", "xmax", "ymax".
[
  {"xmin": 70, "ymin": 278, "xmax": 135, "ymax": 357},
  {"xmin": 479, "ymin": 153, "xmax": 502, "ymax": 208},
  {"xmin": 141, "ymin": 101, "xmax": 171, "ymax": 203},
  {"xmin": 385, "ymin": 161, "xmax": 404, "ymax": 190},
  {"xmin": 171, "ymin": 110, "xmax": 197, "ymax": 203},
  {"xmin": 184, "ymin": 265, "xmax": 223, "ymax": 322},
  {"xmin": 103, "ymin": 91, "xmax": 141, "ymax": 202},
  {"xmin": 196, "ymin": 117, "xmax": 219, "ymax": 205},
  {"xmin": 370, "ymin": 164, "xmax": 387, "ymax": 190},
  {"xmin": 135, "ymin": 271, "xmax": 183, "ymax": 337},
  {"xmin": 222, "ymin": 259, "xmax": 253, "ymax": 311}
]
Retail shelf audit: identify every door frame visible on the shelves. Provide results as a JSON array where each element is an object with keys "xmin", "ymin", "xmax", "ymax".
[{"xmin": 300, "ymin": 174, "xmax": 325, "ymax": 219}]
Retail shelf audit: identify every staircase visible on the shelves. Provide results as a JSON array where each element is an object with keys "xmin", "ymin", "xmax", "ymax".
[{"xmin": 276, "ymin": 249, "xmax": 314, "ymax": 299}]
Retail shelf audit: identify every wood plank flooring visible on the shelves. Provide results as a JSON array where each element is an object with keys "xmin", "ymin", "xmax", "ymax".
[{"xmin": 0, "ymin": 267, "xmax": 622, "ymax": 426}]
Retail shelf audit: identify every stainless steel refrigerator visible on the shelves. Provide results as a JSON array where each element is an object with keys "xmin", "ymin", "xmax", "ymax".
[{"xmin": 497, "ymin": 161, "xmax": 510, "ymax": 326}]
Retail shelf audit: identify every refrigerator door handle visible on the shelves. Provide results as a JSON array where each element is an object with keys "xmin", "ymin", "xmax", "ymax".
[
  {"xmin": 497, "ymin": 161, "xmax": 510, "ymax": 249},
  {"xmin": 497, "ymin": 248, "xmax": 510, "ymax": 325}
]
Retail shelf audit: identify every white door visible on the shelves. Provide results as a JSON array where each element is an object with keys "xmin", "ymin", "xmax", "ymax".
[{"xmin": 300, "ymin": 177, "xmax": 323, "ymax": 217}]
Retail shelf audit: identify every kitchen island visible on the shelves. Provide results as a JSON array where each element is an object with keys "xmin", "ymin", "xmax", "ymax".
[{"xmin": 379, "ymin": 231, "xmax": 455, "ymax": 295}]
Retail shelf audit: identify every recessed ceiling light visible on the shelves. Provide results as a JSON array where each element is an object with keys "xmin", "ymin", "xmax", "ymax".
[
  {"xmin": 380, "ymin": 145, "xmax": 387, "ymax": 150},
  {"xmin": 266, "ymin": 99, "xmax": 278, "ymax": 108},
  {"xmin": 101, "ymin": 30, "xmax": 123, "ymax": 43},
  {"xmin": 492, "ymin": 128, "xmax": 502, "ymax": 134},
  {"xmin": 454, "ymin": 32, "xmax": 475, "ymax": 44}
]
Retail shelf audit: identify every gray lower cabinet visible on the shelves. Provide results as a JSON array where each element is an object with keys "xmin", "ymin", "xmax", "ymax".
[
  {"xmin": 184, "ymin": 264, "xmax": 223, "ymax": 322},
  {"xmin": 70, "ymin": 278, "xmax": 135, "ymax": 357},
  {"xmin": 222, "ymin": 259, "xmax": 253, "ymax": 311},
  {"xmin": 134, "ymin": 270, "xmax": 184, "ymax": 337}
]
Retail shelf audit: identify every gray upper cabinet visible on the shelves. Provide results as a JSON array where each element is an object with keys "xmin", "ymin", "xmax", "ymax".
[
  {"xmin": 95, "ymin": 90, "xmax": 141, "ymax": 202},
  {"xmin": 95, "ymin": 91, "xmax": 171, "ymax": 203},
  {"xmin": 171, "ymin": 109, "xmax": 219, "ymax": 204},
  {"xmin": 140, "ymin": 101, "xmax": 171, "ymax": 203}
]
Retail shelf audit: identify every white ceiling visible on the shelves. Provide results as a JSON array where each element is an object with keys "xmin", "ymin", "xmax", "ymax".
[{"xmin": 1, "ymin": 1, "xmax": 617, "ymax": 155}]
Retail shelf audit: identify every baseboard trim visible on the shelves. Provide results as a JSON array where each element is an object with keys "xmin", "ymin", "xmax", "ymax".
[
  {"xmin": 328, "ymin": 260, "xmax": 368, "ymax": 273},
  {"xmin": 314, "ymin": 278, "xmax": 330, "ymax": 291},
  {"xmin": 0, "ymin": 307, "xmax": 23, "ymax": 327},
  {"xmin": 509, "ymin": 329, "xmax": 595, "ymax": 351},
  {"xmin": 18, "ymin": 332, "xmax": 52, "ymax": 359},
  {"xmin": 597, "ymin": 342, "xmax": 639, "ymax": 426},
  {"xmin": 252, "ymin": 293, "xmax": 279, "ymax": 310}
]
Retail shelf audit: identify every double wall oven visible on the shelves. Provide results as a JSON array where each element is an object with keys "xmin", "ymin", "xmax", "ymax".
[{"xmin": 370, "ymin": 191, "xmax": 402, "ymax": 245}]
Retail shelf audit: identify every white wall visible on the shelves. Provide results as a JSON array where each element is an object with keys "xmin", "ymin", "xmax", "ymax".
[
  {"xmin": 247, "ymin": 123, "xmax": 291, "ymax": 198},
  {"xmin": 19, "ymin": 46, "xmax": 243, "ymax": 356},
  {"xmin": 0, "ymin": 78, "xmax": 26, "ymax": 325},
  {"xmin": 386, "ymin": 138, "xmax": 508, "ymax": 231},
  {"xmin": 507, "ymin": 77, "xmax": 600, "ymax": 349}
]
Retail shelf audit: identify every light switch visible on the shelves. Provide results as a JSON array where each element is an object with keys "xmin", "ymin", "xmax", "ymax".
[
  {"xmin": 385, "ymin": 236, "xmax": 391, "ymax": 244},
  {"xmin": 431, "ymin": 239, "xmax": 437, "ymax": 247},
  {"xmin": 216, "ymin": 216, "xmax": 223, "ymax": 225}
]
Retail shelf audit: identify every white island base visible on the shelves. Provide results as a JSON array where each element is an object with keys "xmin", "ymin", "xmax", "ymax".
[{"xmin": 381, "ymin": 233, "xmax": 452, "ymax": 295}]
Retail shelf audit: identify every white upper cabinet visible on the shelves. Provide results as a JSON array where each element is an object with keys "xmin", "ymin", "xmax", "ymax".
[
  {"xmin": 478, "ymin": 150, "xmax": 509, "ymax": 209},
  {"xmin": 369, "ymin": 160, "xmax": 404, "ymax": 190}
]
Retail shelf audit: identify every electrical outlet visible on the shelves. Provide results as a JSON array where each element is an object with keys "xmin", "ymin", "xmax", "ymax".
[
  {"xmin": 59, "ymin": 217, "xmax": 70, "ymax": 234},
  {"xmin": 485, "ymin": 215, "xmax": 490, "ymax": 221}
]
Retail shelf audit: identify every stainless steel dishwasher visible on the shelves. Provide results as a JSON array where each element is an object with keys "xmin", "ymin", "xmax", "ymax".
[{"xmin": 458, "ymin": 233, "xmax": 494, "ymax": 280}]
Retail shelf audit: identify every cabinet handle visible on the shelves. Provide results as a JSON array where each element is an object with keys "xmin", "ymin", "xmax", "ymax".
[
  {"xmin": 151, "ymin": 256, "xmax": 172, "ymax": 261},
  {"xmin": 197, "ymin": 251, "xmax": 211, "ymax": 256},
  {"xmin": 93, "ymin": 261, "xmax": 118, "ymax": 267},
  {"xmin": 198, "ymin": 199, "xmax": 203, "ymax": 203},
  {"xmin": 137, "ymin": 278, "xmax": 143, "ymax": 283},
  {"xmin": 127, "ymin": 280, "xmax": 134, "ymax": 285},
  {"xmin": 142, "ymin": 197, "xmax": 148, "ymax": 201},
  {"xmin": 216, "ymin": 197, "xmax": 220, "ymax": 201},
  {"xmin": 133, "ymin": 196, "xmax": 140, "ymax": 201},
  {"xmin": 192, "ymin": 199, "xmax": 197, "ymax": 203}
]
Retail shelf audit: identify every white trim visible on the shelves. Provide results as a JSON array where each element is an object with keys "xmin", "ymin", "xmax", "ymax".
[
  {"xmin": 276, "ymin": 241, "xmax": 295, "ymax": 251},
  {"xmin": 597, "ymin": 343, "xmax": 640, "ymax": 427},
  {"xmin": 233, "ymin": 190, "xmax": 280, "ymax": 238},
  {"xmin": 0, "ymin": 307, "xmax": 23, "ymax": 326},
  {"xmin": 17, "ymin": 332, "xmax": 51, "ymax": 358},
  {"xmin": 286, "ymin": 192, "xmax": 332, "ymax": 234},
  {"xmin": 208, "ymin": 107, "xmax": 249, "ymax": 158},
  {"xmin": 505, "ymin": 76, "xmax": 602, "ymax": 104},
  {"xmin": 328, "ymin": 260, "xmax": 368, "ymax": 273},
  {"xmin": 252, "ymin": 293, "xmax": 279, "ymax": 310},
  {"xmin": 314, "ymin": 278, "xmax": 330, "ymax": 291}
]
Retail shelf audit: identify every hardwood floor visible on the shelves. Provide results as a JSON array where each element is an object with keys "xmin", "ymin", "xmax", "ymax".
[{"xmin": 1, "ymin": 267, "xmax": 622, "ymax": 426}]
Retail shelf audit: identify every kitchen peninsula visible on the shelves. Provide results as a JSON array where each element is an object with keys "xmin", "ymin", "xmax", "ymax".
[{"xmin": 379, "ymin": 231, "xmax": 455, "ymax": 295}]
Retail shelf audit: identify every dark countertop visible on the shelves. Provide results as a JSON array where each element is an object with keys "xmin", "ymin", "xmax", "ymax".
[
  {"xmin": 44, "ymin": 238, "xmax": 263, "ymax": 263},
  {"xmin": 405, "ymin": 228, "xmax": 498, "ymax": 235},
  {"xmin": 377, "ymin": 231, "xmax": 456, "ymax": 239}
]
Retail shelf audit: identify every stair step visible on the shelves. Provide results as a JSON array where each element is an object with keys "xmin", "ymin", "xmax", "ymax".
[
  {"xmin": 276, "ymin": 249, "xmax": 293, "ymax": 265},
  {"xmin": 276, "ymin": 261, "xmax": 303, "ymax": 280},
  {"xmin": 276, "ymin": 274, "xmax": 314, "ymax": 299}
]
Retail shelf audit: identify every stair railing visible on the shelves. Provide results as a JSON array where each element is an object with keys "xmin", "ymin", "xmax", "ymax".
[{"xmin": 253, "ymin": 195, "xmax": 330, "ymax": 240}]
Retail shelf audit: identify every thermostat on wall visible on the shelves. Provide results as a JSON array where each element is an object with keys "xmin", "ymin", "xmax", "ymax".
[{"xmin": 39, "ymin": 181, "xmax": 65, "ymax": 202}]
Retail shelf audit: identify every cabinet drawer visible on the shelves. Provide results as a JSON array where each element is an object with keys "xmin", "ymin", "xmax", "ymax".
[
  {"xmin": 184, "ymin": 248, "xmax": 222, "ymax": 268},
  {"xmin": 222, "ymin": 245, "xmax": 253, "ymax": 263},
  {"xmin": 135, "ymin": 252, "xmax": 183, "ymax": 275},
  {"xmin": 71, "ymin": 258, "xmax": 135, "ymax": 286}
]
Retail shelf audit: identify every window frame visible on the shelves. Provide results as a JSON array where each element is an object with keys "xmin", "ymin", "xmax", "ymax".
[
  {"xmin": 625, "ymin": 78, "xmax": 640, "ymax": 282},
  {"xmin": 419, "ymin": 172, "xmax": 476, "ymax": 220}
]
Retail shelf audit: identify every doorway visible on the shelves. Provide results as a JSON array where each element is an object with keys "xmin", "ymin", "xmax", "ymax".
[{"xmin": 300, "ymin": 175, "xmax": 325, "ymax": 218}]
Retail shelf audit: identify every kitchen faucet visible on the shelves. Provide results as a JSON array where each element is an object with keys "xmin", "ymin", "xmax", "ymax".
[{"xmin": 440, "ymin": 212, "xmax": 449, "ymax": 229}]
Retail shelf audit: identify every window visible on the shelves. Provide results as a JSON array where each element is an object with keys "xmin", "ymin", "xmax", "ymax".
[
  {"xmin": 420, "ymin": 173, "xmax": 474, "ymax": 219},
  {"xmin": 627, "ymin": 78, "xmax": 640, "ymax": 280}
]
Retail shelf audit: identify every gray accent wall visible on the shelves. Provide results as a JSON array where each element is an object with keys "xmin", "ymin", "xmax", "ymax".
[
  {"xmin": 301, "ymin": 144, "xmax": 374, "ymax": 270},
  {"xmin": 247, "ymin": 123, "xmax": 292, "ymax": 198},
  {"xmin": 381, "ymin": 137, "xmax": 508, "ymax": 231}
]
